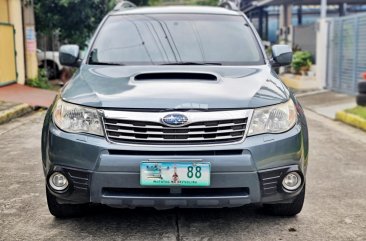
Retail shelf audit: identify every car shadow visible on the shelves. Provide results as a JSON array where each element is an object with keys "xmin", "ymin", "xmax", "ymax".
[{"xmin": 49, "ymin": 205, "xmax": 298, "ymax": 240}]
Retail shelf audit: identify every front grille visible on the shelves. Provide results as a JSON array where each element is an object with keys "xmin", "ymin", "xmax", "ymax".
[{"xmin": 103, "ymin": 116, "xmax": 248, "ymax": 145}]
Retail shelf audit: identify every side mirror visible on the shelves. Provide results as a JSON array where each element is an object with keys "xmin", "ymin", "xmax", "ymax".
[
  {"xmin": 59, "ymin": 45, "xmax": 80, "ymax": 67},
  {"xmin": 271, "ymin": 45, "xmax": 293, "ymax": 67}
]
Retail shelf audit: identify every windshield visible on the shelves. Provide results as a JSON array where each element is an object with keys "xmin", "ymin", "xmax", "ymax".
[{"xmin": 88, "ymin": 14, "xmax": 264, "ymax": 66}]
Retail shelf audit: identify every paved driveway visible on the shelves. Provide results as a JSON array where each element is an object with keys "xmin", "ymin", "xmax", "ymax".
[{"xmin": 0, "ymin": 110, "xmax": 365, "ymax": 241}]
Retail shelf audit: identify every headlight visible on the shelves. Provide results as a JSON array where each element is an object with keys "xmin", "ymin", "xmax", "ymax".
[
  {"xmin": 248, "ymin": 99, "xmax": 297, "ymax": 136},
  {"xmin": 53, "ymin": 99, "xmax": 103, "ymax": 136}
]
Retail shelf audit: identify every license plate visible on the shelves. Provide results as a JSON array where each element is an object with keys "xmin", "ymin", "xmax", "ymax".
[{"xmin": 140, "ymin": 162, "xmax": 210, "ymax": 186}]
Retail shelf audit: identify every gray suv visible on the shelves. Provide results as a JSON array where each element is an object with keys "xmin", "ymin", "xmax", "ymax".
[{"xmin": 42, "ymin": 5, "xmax": 309, "ymax": 218}]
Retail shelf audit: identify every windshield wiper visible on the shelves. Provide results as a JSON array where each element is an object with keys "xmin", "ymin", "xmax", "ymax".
[
  {"xmin": 88, "ymin": 49, "xmax": 125, "ymax": 66},
  {"xmin": 160, "ymin": 107, "xmax": 209, "ymax": 112},
  {"xmin": 89, "ymin": 61, "xmax": 125, "ymax": 66},
  {"xmin": 161, "ymin": 62, "xmax": 222, "ymax": 66}
]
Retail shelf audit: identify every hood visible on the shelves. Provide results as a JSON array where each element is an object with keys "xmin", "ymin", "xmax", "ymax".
[{"xmin": 61, "ymin": 65, "xmax": 289, "ymax": 109}]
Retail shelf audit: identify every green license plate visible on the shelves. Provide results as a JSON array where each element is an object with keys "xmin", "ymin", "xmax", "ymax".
[{"xmin": 140, "ymin": 162, "xmax": 210, "ymax": 187}]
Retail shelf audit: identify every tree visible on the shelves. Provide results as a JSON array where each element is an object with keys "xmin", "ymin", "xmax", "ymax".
[
  {"xmin": 34, "ymin": 0, "xmax": 117, "ymax": 47},
  {"xmin": 34, "ymin": 0, "xmax": 218, "ymax": 47},
  {"xmin": 149, "ymin": 0, "xmax": 218, "ymax": 6}
]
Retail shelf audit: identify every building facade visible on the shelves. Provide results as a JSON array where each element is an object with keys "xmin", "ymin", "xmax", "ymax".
[{"xmin": 0, "ymin": 0, "xmax": 38, "ymax": 86}]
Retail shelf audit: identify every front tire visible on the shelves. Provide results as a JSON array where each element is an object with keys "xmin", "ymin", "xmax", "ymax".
[
  {"xmin": 263, "ymin": 186, "xmax": 305, "ymax": 216},
  {"xmin": 46, "ymin": 188, "xmax": 88, "ymax": 218}
]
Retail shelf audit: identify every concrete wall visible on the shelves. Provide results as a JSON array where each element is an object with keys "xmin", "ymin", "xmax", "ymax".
[
  {"xmin": 0, "ymin": 0, "xmax": 9, "ymax": 22},
  {"xmin": 0, "ymin": 0, "xmax": 38, "ymax": 85},
  {"xmin": 22, "ymin": 2, "xmax": 38, "ymax": 79},
  {"xmin": 293, "ymin": 23, "xmax": 317, "ymax": 62},
  {"xmin": 8, "ymin": 0, "xmax": 26, "ymax": 84},
  {"xmin": 316, "ymin": 19, "xmax": 329, "ymax": 89}
]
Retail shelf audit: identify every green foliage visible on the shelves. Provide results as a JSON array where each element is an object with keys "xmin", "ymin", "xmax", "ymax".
[
  {"xmin": 291, "ymin": 51, "xmax": 312, "ymax": 74},
  {"xmin": 27, "ymin": 69, "xmax": 50, "ymax": 89},
  {"xmin": 265, "ymin": 46, "xmax": 272, "ymax": 58},
  {"xmin": 130, "ymin": 0, "xmax": 149, "ymax": 6},
  {"xmin": 35, "ymin": 0, "xmax": 219, "ymax": 47},
  {"xmin": 149, "ymin": 0, "xmax": 218, "ymax": 6},
  {"xmin": 34, "ymin": 0, "xmax": 118, "ymax": 47}
]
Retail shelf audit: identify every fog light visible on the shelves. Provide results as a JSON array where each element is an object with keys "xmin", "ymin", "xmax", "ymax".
[
  {"xmin": 49, "ymin": 172, "xmax": 69, "ymax": 191},
  {"xmin": 282, "ymin": 172, "xmax": 302, "ymax": 191}
]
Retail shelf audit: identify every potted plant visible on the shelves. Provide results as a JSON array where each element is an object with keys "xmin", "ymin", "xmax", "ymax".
[{"xmin": 292, "ymin": 51, "xmax": 313, "ymax": 75}]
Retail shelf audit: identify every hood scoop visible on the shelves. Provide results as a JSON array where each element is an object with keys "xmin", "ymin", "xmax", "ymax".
[{"xmin": 134, "ymin": 72, "xmax": 218, "ymax": 81}]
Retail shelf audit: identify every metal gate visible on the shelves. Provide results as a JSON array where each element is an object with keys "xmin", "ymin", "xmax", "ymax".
[
  {"xmin": 0, "ymin": 23, "xmax": 17, "ymax": 86},
  {"xmin": 327, "ymin": 13, "xmax": 366, "ymax": 95}
]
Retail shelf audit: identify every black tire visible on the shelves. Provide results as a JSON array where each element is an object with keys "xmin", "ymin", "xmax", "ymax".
[
  {"xmin": 40, "ymin": 61, "xmax": 59, "ymax": 80},
  {"xmin": 46, "ymin": 188, "xmax": 88, "ymax": 218},
  {"xmin": 45, "ymin": 64, "xmax": 59, "ymax": 80},
  {"xmin": 356, "ymin": 94, "xmax": 366, "ymax": 106},
  {"xmin": 358, "ymin": 81, "xmax": 366, "ymax": 94},
  {"xmin": 263, "ymin": 186, "xmax": 305, "ymax": 216}
]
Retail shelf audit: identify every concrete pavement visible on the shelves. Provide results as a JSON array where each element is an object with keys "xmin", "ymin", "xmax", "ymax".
[
  {"xmin": 0, "ymin": 110, "xmax": 365, "ymax": 241},
  {"xmin": 297, "ymin": 91, "xmax": 356, "ymax": 119},
  {"xmin": 0, "ymin": 83, "xmax": 57, "ymax": 108},
  {"xmin": 0, "ymin": 83, "xmax": 57, "ymax": 124}
]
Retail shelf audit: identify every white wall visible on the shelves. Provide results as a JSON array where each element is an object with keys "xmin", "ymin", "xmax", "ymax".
[
  {"xmin": 8, "ymin": 0, "xmax": 25, "ymax": 84},
  {"xmin": 316, "ymin": 19, "xmax": 329, "ymax": 89}
]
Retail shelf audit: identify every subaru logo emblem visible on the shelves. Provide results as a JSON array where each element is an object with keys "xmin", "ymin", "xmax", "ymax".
[{"xmin": 161, "ymin": 114, "xmax": 188, "ymax": 127}]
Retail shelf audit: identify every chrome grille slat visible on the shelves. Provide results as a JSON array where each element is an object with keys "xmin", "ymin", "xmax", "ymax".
[
  {"xmin": 108, "ymin": 135, "xmax": 243, "ymax": 141},
  {"xmin": 102, "ymin": 110, "xmax": 252, "ymax": 145},
  {"xmin": 105, "ymin": 127, "xmax": 246, "ymax": 135},
  {"xmin": 104, "ymin": 121, "xmax": 246, "ymax": 129}
]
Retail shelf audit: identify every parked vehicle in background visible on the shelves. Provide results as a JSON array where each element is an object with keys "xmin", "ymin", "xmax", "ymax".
[
  {"xmin": 42, "ymin": 5, "xmax": 309, "ymax": 218},
  {"xmin": 37, "ymin": 49, "xmax": 63, "ymax": 80}
]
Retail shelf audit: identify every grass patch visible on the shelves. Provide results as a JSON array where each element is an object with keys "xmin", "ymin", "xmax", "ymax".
[
  {"xmin": 26, "ymin": 69, "xmax": 50, "ymax": 89},
  {"xmin": 345, "ymin": 106, "xmax": 366, "ymax": 120}
]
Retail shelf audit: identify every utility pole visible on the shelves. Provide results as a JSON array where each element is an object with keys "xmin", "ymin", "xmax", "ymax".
[
  {"xmin": 316, "ymin": 0, "xmax": 328, "ymax": 89},
  {"xmin": 321, "ymin": 0, "xmax": 327, "ymax": 18},
  {"xmin": 22, "ymin": 0, "xmax": 38, "ymax": 80}
]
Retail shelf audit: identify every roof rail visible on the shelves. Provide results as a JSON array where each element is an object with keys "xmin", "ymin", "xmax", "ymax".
[{"xmin": 113, "ymin": 1, "xmax": 136, "ymax": 11}]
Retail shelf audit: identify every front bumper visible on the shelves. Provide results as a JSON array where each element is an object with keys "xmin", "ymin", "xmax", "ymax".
[
  {"xmin": 43, "ymin": 120, "xmax": 307, "ymax": 208},
  {"xmin": 48, "ymin": 165, "xmax": 304, "ymax": 208}
]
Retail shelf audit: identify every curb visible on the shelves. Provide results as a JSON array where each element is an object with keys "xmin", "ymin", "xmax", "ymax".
[
  {"xmin": 281, "ymin": 75, "xmax": 301, "ymax": 90},
  {"xmin": 295, "ymin": 89, "xmax": 329, "ymax": 97},
  {"xmin": 0, "ymin": 104, "xmax": 33, "ymax": 125},
  {"xmin": 280, "ymin": 75, "xmax": 321, "ymax": 92},
  {"xmin": 335, "ymin": 111, "xmax": 366, "ymax": 131}
]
